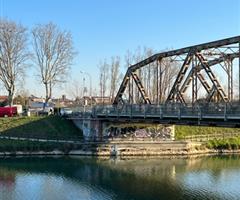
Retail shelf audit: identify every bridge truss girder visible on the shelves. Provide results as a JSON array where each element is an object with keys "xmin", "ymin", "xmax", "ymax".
[{"xmin": 113, "ymin": 36, "xmax": 240, "ymax": 105}]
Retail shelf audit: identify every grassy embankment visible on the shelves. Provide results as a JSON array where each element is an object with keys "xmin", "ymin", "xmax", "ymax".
[
  {"xmin": 176, "ymin": 125, "xmax": 240, "ymax": 150},
  {"xmin": 0, "ymin": 115, "xmax": 82, "ymax": 138},
  {"xmin": 175, "ymin": 125, "xmax": 240, "ymax": 139},
  {"xmin": 1, "ymin": 116, "xmax": 240, "ymax": 151},
  {"xmin": 206, "ymin": 137, "xmax": 240, "ymax": 150},
  {"xmin": 0, "ymin": 116, "xmax": 83, "ymax": 152}
]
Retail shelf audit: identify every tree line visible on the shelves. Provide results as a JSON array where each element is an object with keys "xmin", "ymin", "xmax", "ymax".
[
  {"xmin": 0, "ymin": 18, "xmax": 178, "ymax": 106},
  {"xmin": 0, "ymin": 18, "xmax": 75, "ymax": 106},
  {"xmin": 98, "ymin": 47, "xmax": 179, "ymax": 104}
]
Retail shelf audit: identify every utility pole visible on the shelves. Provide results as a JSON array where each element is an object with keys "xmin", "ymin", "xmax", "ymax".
[{"xmin": 80, "ymin": 70, "xmax": 92, "ymax": 109}]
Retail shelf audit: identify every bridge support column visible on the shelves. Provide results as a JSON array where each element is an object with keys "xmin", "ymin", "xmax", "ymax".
[{"xmin": 72, "ymin": 119, "xmax": 104, "ymax": 141}]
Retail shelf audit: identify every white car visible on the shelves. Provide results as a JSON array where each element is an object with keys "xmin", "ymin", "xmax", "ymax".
[{"xmin": 60, "ymin": 108, "xmax": 73, "ymax": 116}]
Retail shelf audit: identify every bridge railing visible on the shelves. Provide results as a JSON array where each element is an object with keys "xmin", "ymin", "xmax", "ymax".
[{"xmin": 92, "ymin": 103, "xmax": 240, "ymax": 120}]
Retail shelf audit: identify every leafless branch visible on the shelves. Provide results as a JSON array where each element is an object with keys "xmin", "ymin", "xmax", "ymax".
[
  {"xmin": 0, "ymin": 18, "xmax": 29, "ymax": 105},
  {"xmin": 32, "ymin": 22, "xmax": 75, "ymax": 103}
]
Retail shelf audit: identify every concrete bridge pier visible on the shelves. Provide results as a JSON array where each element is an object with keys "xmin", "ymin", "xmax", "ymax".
[{"xmin": 72, "ymin": 118, "xmax": 102, "ymax": 140}]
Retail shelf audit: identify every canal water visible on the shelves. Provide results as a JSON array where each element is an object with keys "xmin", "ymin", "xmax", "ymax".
[{"xmin": 0, "ymin": 155, "xmax": 240, "ymax": 200}]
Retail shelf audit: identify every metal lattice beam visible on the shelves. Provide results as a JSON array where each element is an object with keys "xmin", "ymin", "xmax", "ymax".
[
  {"xmin": 129, "ymin": 36, "xmax": 240, "ymax": 72},
  {"xmin": 166, "ymin": 50, "xmax": 194, "ymax": 102},
  {"xmin": 195, "ymin": 53, "xmax": 228, "ymax": 102},
  {"xmin": 113, "ymin": 36, "xmax": 240, "ymax": 105},
  {"xmin": 177, "ymin": 52, "xmax": 238, "ymax": 103},
  {"xmin": 131, "ymin": 72, "xmax": 151, "ymax": 104}
]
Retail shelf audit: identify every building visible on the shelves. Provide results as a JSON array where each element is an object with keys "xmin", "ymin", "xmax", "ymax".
[
  {"xmin": 82, "ymin": 96, "xmax": 111, "ymax": 106},
  {"xmin": 51, "ymin": 95, "xmax": 74, "ymax": 107},
  {"xmin": 0, "ymin": 96, "xmax": 8, "ymax": 103}
]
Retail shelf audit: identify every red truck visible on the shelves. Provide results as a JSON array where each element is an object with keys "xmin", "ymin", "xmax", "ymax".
[{"xmin": 0, "ymin": 107, "xmax": 17, "ymax": 117}]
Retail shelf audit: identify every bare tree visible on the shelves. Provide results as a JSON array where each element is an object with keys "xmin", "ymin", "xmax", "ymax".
[
  {"xmin": 32, "ymin": 23, "xmax": 75, "ymax": 104},
  {"xmin": 99, "ymin": 60, "xmax": 109, "ymax": 99},
  {"xmin": 0, "ymin": 19, "xmax": 29, "ymax": 105},
  {"xmin": 159, "ymin": 58, "xmax": 179, "ymax": 102},
  {"xmin": 109, "ymin": 56, "xmax": 121, "ymax": 101},
  {"xmin": 97, "ymin": 46, "xmax": 179, "ymax": 105},
  {"xmin": 14, "ymin": 88, "xmax": 30, "ymax": 107},
  {"xmin": 121, "ymin": 47, "xmax": 179, "ymax": 104},
  {"xmin": 67, "ymin": 79, "xmax": 82, "ymax": 99}
]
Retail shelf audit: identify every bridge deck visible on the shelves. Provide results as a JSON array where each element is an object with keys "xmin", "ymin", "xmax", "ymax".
[{"xmin": 91, "ymin": 104, "xmax": 240, "ymax": 127}]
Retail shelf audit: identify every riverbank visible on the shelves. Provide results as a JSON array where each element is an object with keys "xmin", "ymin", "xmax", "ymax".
[
  {"xmin": 1, "ymin": 140, "xmax": 240, "ymax": 157},
  {"xmin": 175, "ymin": 125, "xmax": 240, "ymax": 139},
  {"xmin": 1, "ymin": 116, "xmax": 240, "ymax": 157}
]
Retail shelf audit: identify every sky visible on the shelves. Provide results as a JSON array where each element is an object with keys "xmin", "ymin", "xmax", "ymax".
[{"xmin": 0, "ymin": 0, "xmax": 239, "ymax": 98}]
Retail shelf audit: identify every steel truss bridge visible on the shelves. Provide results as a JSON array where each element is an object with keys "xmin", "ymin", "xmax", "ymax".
[
  {"xmin": 92, "ymin": 36, "xmax": 240, "ymax": 127},
  {"xmin": 114, "ymin": 36, "xmax": 240, "ymax": 105}
]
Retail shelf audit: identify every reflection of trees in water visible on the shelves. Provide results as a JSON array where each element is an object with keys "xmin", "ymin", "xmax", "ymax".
[
  {"xmin": 184, "ymin": 155, "xmax": 240, "ymax": 184},
  {"xmin": 0, "ymin": 168, "xmax": 16, "ymax": 188},
  {"xmin": 184, "ymin": 155, "xmax": 240, "ymax": 171},
  {"xmin": 0, "ymin": 156, "xmax": 239, "ymax": 200},
  {"xmin": 0, "ymin": 157, "xmax": 184, "ymax": 199}
]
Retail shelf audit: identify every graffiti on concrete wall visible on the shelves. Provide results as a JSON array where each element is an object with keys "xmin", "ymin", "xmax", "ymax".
[{"xmin": 103, "ymin": 124, "xmax": 174, "ymax": 140}]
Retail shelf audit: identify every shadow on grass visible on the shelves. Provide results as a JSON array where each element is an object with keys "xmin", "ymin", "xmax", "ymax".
[
  {"xmin": 0, "ymin": 115, "xmax": 83, "ymax": 140},
  {"xmin": 0, "ymin": 116, "xmax": 88, "ymax": 153},
  {"xmin": 0, "ymin": 116, "xmax": 110, "ymax": 153}
]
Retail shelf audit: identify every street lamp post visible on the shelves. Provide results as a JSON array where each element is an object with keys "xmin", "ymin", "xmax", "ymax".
[{"xmin": 80, "ymin": 70, "xmax": 92, "ymax": 109}]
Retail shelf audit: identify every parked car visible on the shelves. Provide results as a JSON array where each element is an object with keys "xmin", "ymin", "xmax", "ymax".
[
  {"xmin": 60, "ymin": 108, "xmax": 73, "ymax": 116},
  {"xmin": 0, "ymin": 106, "xmax": 17, "ymax": 117},
  {"xmin": 6, "ymin": 104, "xmax": 22, "ymax": 115},
  {"xmin": 38, "ymin": 107, "xmax": 54, "ymax": 116}
]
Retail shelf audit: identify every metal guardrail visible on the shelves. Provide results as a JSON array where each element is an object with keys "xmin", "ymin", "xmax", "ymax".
[{"xmin": 91, "ymin": 103, "xmax": 240, "ymax": 122}]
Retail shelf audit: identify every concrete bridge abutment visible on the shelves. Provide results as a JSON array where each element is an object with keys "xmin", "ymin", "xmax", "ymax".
[{"xmin": 72, "ymin": 118, "xmax": 175, "ymax": 141}]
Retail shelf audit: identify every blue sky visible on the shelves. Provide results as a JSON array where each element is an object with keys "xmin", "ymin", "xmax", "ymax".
[{"xmin": 0, "ymin": 0, "xmax": 239, "ymax": 98}]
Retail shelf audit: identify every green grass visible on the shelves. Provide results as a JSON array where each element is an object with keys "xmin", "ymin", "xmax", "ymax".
[
  {"xmin": 176, "ymin": 125, "xmax": 240, "ymax": 150},
  {"xmin": 2, "ymin": 116, "xmax": 240, "ymax": 151},
  {"xmin": 0, "ymin": 116, "xmax": 82, "ymax": 139},
  {"xmin": 207, "ymin": 137, "xmax": 240, "ymax": 150},
  {"xmin": 175, "ymin": 125, "xmax": 240, "ymax": 139}
]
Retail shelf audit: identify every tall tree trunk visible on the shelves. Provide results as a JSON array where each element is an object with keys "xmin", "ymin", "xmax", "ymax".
[
  {"xmin": 0, "ymin": 19, "xmax": 29, "ymax": 106},
  {"xmin": 8, "ymin": 90, "xmax": 14, "ymax": 106},
  {"xmin": 44, "ymin": 83, "xmax": 50, "ymax": 105}
]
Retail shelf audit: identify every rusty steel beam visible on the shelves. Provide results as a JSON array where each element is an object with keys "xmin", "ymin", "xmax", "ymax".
[
  {"xmin": 196, "ymin": 53, "xmax": 228, "ymax": 102},
  {"xmin": 131, "ymin": 72, "xmax": 151, "ymax": 104},
  {"xmin": 178, "ymin": 52, "xmax": 239, "ymax": 103},
  {"xmin": 113, "ymin": 70, "xmax": 131, "ymax": 104},
  {"xmin": 166, "ymin": 50, "xmax": 194, "ymax": 101},
  {"xmin": 129, "ymin": 36, "xmax": 240, "ymax": 72}
]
